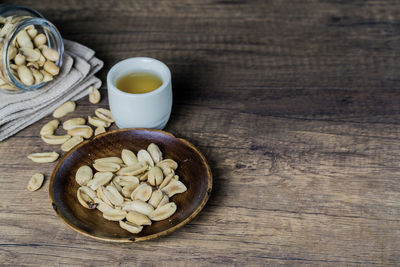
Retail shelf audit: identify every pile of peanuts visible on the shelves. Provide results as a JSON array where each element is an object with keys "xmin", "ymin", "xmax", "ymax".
[{"xmin": 75, "ymin": 145, "xmax": 187, "ymax": 234}]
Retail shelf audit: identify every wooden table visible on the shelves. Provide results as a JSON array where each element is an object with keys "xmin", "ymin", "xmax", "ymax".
[{"xmin": 1, "ymin": 0, "xmax": 400, "ymax": 266}]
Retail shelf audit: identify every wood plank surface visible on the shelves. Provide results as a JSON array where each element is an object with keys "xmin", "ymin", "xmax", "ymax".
[{"xmin": 1, "ymin": 0, "xmax": 400, "ymax": 266}]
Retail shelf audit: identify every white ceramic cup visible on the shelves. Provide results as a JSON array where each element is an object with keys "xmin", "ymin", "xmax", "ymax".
[{"xmin": 107, "ymin": 57, "xmax": 172, "ymax": 129}]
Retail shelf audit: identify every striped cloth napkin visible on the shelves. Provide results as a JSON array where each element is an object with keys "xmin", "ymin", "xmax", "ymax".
[{"xmin": 0, "ymin": 39, "xmax": 103, "ymax": 141}]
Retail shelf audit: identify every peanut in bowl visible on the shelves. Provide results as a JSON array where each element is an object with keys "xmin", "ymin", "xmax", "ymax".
[{"xmin": 49, "ymin": 128, "xmax": 212, "ymax": 242}]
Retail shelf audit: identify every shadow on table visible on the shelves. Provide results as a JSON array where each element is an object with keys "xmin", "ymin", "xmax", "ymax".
[{"xmin": 166, "ymin": 59, "xmax": 224, "ymax": 219}]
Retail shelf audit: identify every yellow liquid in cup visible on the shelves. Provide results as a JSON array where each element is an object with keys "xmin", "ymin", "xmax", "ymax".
[{"xmin": 116, "ymin": 72, "xmax": 163, "ymax": 94}]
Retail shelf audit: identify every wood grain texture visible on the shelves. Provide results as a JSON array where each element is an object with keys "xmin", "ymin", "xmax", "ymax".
[{"xmin": 1, "ymin": 0, "xmax": 400, "ymax": 265}]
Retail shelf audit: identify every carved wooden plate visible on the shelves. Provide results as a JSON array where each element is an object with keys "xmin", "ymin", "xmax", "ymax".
[{"xmin": 49, "ymin": 128, "xmax": 212, "ymax": 242}]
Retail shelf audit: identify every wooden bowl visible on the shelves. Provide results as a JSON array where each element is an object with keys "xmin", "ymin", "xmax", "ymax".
[{"xmin": 49, "ymin": 128, "xmax": 212, "ymax": 242}]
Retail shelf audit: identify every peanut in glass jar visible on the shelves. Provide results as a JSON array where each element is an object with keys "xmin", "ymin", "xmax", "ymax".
[{"xmin": 0, "ymin": 4, "xmax": 64, "ymax": 93}]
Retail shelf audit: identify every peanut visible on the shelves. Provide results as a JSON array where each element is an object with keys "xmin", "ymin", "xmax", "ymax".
[{"xmin": 43, "ymin": 61, "xmax": 59, "ymax": 76}]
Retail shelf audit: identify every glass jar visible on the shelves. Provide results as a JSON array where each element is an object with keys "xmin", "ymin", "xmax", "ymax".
[{"xmin": 0, "ymin": 4, "xmax": 64, "ymax": 93}]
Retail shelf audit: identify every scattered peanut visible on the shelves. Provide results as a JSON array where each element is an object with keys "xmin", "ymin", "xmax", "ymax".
[
  {"xmin": 40, "ymin": 119, "xmax": 59, "ymax": 136},
  {"xmin": 88, "ymin": 116, "xmax": 111, "ymax": 128},
  {"xmin": 27, "ymin": 173, "xmax": 44, "ymax": 192},
  {"xmin": 63, "ymin": 117, "xmax": 86, "ymax": 130},
  {"xmin": 52, "ymin": 101, "xmax": 76, "ymax": 118},
  {"xmin": 27, "ymin": 152, "xmax": 59, "ymax": 163},
  {"xmin": 41, "ymin": 134, "xmax": 71, "ymax": 145},
  {"xmin": 95, "ymin": 108, "xmax": 114, "ymax": 123},
  {"xmin": 88, "ymin": 86, "xmax": 101, "ymax": 104},
  {"xmin": 61, "ymin": 136, "xmax": 84, "ymax": 152},
  {"xmin": 67, "ymin": 125, "xmax": 93, "ymax": 139}
]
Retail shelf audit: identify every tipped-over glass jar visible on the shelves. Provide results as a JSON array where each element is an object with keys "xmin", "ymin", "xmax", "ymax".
[{"xmin": 0, "ymin": 4, "xmax": 64, "ymax": 93}]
